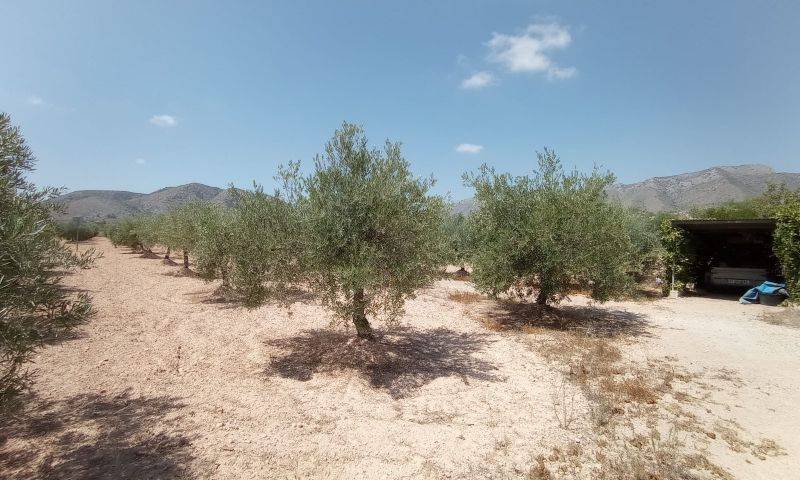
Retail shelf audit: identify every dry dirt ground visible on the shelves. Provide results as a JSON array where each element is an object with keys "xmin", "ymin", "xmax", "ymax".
[{"xmin": 1, "ymin": 237, "xmax": 798, "ymax": 479}]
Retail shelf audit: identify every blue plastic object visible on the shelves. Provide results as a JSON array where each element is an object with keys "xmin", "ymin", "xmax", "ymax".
[{"xmin": 739, "ymin": 281, "xmax": 787, "ymax": 304}]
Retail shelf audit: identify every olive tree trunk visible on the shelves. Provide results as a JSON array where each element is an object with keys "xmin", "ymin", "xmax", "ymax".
[
  {"xmin": 352, "ymin": 288, "xmax": 374, "ymax": 340},
  {"xmin": 536, "ymin": 288, "xmax": 549, "ymax": 305}
]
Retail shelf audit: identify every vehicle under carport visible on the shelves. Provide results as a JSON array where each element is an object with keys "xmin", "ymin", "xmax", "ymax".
[{"xmin": 671, "ymin": 219, "xmax": 783, "ymax": 291}]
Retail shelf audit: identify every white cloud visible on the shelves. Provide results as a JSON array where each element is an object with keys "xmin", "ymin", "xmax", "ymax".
[
  {"xmin": 134, "ymin": 158, "xmax": 146, "ymax": 165},
  {"xmin": 455, "ymin": 143, "xmax": 484, "ymax": 154},
  {"xmin": 547, "ymin": 66, "xmax": 577, "ymax": 80},
  {"xmin": 27, "ymin": 95, "xmax": 45, "ymax": 106},
  {"xmin": 461, "ymin": 71, "xmax": 496, "ymax": 89},
  {"xmin": 149, "ymin": 114, "xmax": 177, "ymax": 127},
  {"xmin": 487, "ymin": 22, "xmax": 576, "ymax": 80}
]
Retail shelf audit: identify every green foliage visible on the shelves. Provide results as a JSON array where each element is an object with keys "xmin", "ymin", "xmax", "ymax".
[
  {"xmin": 133, "ymin": 214, "xmax": 166, "ymax": 252},
  {"xmin": 657, "ymin": 215, "xmax": 694, "ymax": 295},
  {"xmin": 0, "ymin": 112, "xmax": 95, "ymax": 409},
  {"xmin": 773, "ymin": 190, "xmax": 800, "ymax": 302},
  {"xmin": 442, "ymin": 211, "xmax": 472, "ymax": 269},
  {"xmin": 465, "ymin": 148, "xmax": 635, "ymax": 305},
  {"xmin": 622, "ymin": 208, "xmax": 665, "ymax": 280},
  {"xmin": 689, "ymin": 184, "xmax": 794, "ymax": 220},
  {"xmin": 192, "ymin": 203, "xmax": 235, "ymax": 286},
  {"xmin": 690, "ymin": 200, "xmax": 763, "ymax": 220},
  {"xmin": 106, "ymin": 217, "xmax": 142, "ymax": 249},
  {"xmin": 227, "ymin": 184, "xmax": 305, "ymax": 306},
  {"xmin": 56, "ymin": 220, "xmax": 99, "ymax": 242},
  {"xmin": 161, "ymin": 203, "xmax": 204, "ymax": 255},
  {"xmin": 284, "ymin": 122, "xmax": 446, "ymax": 337}
]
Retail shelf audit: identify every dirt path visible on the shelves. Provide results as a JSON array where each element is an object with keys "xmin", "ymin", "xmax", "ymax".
[
  {"xmin": 1, "ymin": 237, "xmax": 797, "ymax": 479},
  {"xmin": 620, "ymin": 297, "xmax": 800, "ymax": 479}
]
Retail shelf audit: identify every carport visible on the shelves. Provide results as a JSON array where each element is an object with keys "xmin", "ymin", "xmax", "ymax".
[{"xmin": 672, "ymin": 219, "xmax": 782, "ymax": 291}]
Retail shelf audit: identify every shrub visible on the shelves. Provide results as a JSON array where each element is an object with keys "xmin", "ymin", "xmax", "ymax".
[
  {"xmin": 773, "ymin": 191, "xmax": 800, "ymax": 302},
  {"xmin": 465, "ymin": 148, "xmax": 634, "ymax": 305},
  {"xmin": 56, "ymin": 220, "xmax": 99, "ymax": 242},
  {"xmin": 657, "ymin": 215, "xmax": 695, "ymax": 295},
  {"xmin": 284, "ymin": 122, "xmax": 446, "ymax": 338},
  {"xmin": 0, "ymin": 112, "xmax": 95, "ymax": 409}
]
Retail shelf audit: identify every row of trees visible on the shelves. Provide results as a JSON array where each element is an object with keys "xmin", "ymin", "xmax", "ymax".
[
  {"xmin": 105, "ymin": 124, "xmax": 671, "ymax": 340},
  {"xmin": 1, "ymin": 113, "xmax": 97, "ymax": 409}
]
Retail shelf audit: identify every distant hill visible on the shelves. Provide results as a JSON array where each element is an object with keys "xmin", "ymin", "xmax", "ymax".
[
  {"xmin": 608, "ymin": 165, "xmax": 800, "ymax": 212},
  {"xmin": 54, "ymin": 183, "xmax": 237, "ymax": 222},
  {"xmin": 55, "ymin": 164, "xmax": 800, "ymax": 221},
  {"xmin": 452, "ymin": 164, "xmax": 800, "ymax": 214}
]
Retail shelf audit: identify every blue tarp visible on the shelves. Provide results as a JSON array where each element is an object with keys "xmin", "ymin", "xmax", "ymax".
[{"xmin": 739, "ymin": 281, "xmax": 787, "ymax": 304}]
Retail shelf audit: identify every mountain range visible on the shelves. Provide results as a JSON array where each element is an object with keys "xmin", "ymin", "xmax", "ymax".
[
  {"xmin": 53, "ymin": 183, "xmax": 236, "ymax": 221},
  {"xmin": 55, "ymin": 164, "xmax": 800, "ymax": 222},
  {"xmin": 451, "ymin": 164, "xmax": 800, "ymax": 214}
]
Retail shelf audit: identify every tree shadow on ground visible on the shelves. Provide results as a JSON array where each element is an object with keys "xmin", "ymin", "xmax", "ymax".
[
  {"xmin": 161, "ymin": 269, "xmax": 197, "ymax": 278},
  {"xmin": 265, "ymin": 327, "xmax": 499, "ymax": 399},
  {"xmin": 484, "ymin": 300, "xmax": 651, "ymax": 338},
  {"xmin": 183, "ymin": 285, "xmax": 319, "ymax": 310},
  {"xmin": 59, "ymin": 285, "xmax": 97, "ymax": 295},
  {"xmin": 0, "ymin": 389, "xmax": 196, "ymax": 479}
]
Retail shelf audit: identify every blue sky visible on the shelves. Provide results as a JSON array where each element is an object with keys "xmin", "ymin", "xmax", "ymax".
[{"xmin": 2, "ymin": 1, "xmax": 798, "ymax": 200}]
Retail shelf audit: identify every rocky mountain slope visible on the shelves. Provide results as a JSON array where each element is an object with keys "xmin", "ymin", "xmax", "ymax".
[
  {"xmin": 608, "ymin": 164, "xmax": 800, "ymax": 212},
  {"xmin": 56, "ymin": 164, "xmax": 799, "ymax": 221},
  {"xmin": 54, "ymin": 183, "xmax": 235, "ymax": 221}
]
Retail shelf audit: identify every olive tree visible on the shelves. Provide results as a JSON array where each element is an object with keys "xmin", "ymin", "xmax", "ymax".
[
  {"xmin": 465, "ymin": 148, "xmax": 635, "ymax": 305},
  {"xmin": 107, "ymin": 217, "xmax": 142, "ymax": 250},
  {"xmin": 622, "ymin": 208, "xmax": 665, "ymax": 281},
  {"xmin": 1, "ymin": 113, "xmax": 95, "ymax": 408},
  {"xmin": 162, "ymin": 203, "xmax": 204, "ymax": 269},
  {"xmin": 193, "ymin": 203, "xmax": 236, "ymax": 288},
  {"xmin": 133, "ymin": 214, "xmax": 165, "ymax": 258},
  {"xmin": 227, "ymin": 184, "xmax": 305, "ymax": 306},
  {"xmin": 286, "ymin": 122, "xmax": 446, "ymax": 339},
  {"xmin": 443, "ymin": 211, "xmax": 472, "ymax": 274}
]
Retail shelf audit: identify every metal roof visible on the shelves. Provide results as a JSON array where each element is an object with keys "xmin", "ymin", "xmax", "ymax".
[{"xmin": 671, "ymin": 218, "xmax": 776, "ymax": 232}]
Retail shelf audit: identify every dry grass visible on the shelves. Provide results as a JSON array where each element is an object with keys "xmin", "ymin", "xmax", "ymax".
[
  {"xmin": 759, "ymin": 308, "xmax": 800, "ymax": 329},
  {"xmin": 713, "ymin": 419, "xmax": 787, "ymax": 460},
  {"xmin": 600, "ymin": 376, "xmax": 658, "ymax": 404},
  {"xmin": 448, "ymin": 291, "xmax": 485, "ymax": 304},
  {"xmin": 752, "ymin": 438, "xmax": 786, "ymax": 459},
  {"xmin": 528, "ymin": 455, "xmax": 554, "ymax": 479},
  {"xmin": 477, "ymin": 302, "xmax": 754, "ymax": 479},
  {"xmin": 551, "ymin": 378, "xmax": 579, "ymax": 429}
]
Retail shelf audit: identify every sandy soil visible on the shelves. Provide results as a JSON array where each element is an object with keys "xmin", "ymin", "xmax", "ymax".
[{"xmin": 1, "ymin": 237, "xmax": 797, "ymax": 479}]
